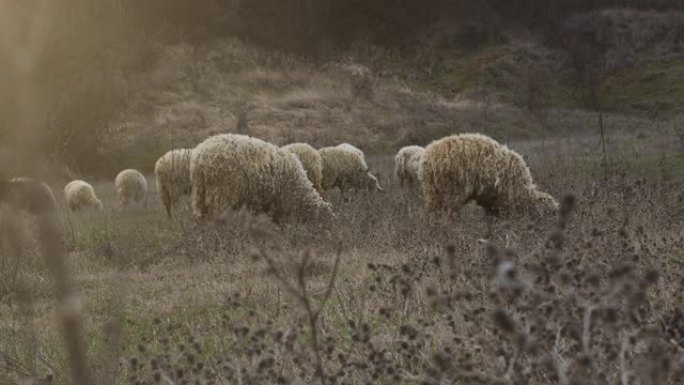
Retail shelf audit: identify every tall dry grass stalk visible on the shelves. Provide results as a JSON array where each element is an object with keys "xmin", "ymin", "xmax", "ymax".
[{"xmin": 1, "ymin": 2, "xmax": 93, "ymax": 384}]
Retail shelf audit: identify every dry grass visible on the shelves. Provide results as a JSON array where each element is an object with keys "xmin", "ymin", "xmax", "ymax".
[
  {"xmin": 101, "ymin": 38, "xmax": 684, "ymax": 177},
  {"xmin": 2, "ymin": 130, "xmax": 684, "ymax": 384}
]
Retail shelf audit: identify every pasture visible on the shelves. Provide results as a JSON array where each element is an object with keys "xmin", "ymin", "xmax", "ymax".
[{"xmin": 2, "ymin": 130, "xmax": 684, "ymax": 384}]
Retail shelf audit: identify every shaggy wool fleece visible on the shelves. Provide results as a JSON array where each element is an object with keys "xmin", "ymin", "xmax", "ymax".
[
  {"xmin": 319, "ymin": 144, "xmax": 382, "ymax": 192},
  {"xmin": 394, "ymin": 145, "xmax": 425, "ymax": 187},
  {"xmin": 420, "ymin": 133, "xmax": 557, "ymax": 218},
  {"xmin": 190, "ymin": 134, "xmax": 332, "ymax": 222},
  {"xmin": 155, "ymin": 149, "xmax": 193, "ymax": 217},
  {"xmin": 281, "ymin": 143, "xmax": 323, "ymax": 194},
  {"xmin": 0, "ymin": 177, "xmax": 57, "ymax": 215},
  {"xmin": 115, "ymin": 169, "xmax": 148, "ymax": 207},
  {"xmin": 64, "ymin": 180, "xmax": 103, "ymax": 211}
]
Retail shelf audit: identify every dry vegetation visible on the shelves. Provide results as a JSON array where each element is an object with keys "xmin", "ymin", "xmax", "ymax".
[
  {"xmin": 3, "ymin": 1, "xmax": 684, "ymax": 384},
  {"xmin": 2, "ymin": 130, "xmax": 684, "ymax": 384}
]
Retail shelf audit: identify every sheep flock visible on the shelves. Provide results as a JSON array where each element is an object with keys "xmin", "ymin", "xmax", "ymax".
[{"xmin": 0, "ymin": 131, "xmax": 557, "ymax": 226}]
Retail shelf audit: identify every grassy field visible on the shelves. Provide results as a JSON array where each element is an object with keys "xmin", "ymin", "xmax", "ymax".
[{"xmin": 2, "ymin": 129, "xmax": 684, "ymax": 384}]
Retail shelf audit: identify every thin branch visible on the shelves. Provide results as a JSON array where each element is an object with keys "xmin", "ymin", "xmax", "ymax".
[
  {"xmin": 257, "ymin": 246, "xmax": 343, "ymax": 385},
  {"xmin": 315, "ymin": 249, "xmax": 342, "ymax": 318},
  {"xmin": 582, "ymin": 304, "xmax": 596, "ymax": 352},
  {"xmin": 620, "ymin": 333, "xmax": 630, "ymax": 385}
]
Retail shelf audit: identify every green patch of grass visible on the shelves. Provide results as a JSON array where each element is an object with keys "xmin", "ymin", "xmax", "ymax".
[
  {"xmin": 622, "ymin": 152, "xmax": 684, "ymax": 181},
  {"xmin": 427, "ymin": 45, "xmax": 582, "ymax": 108},
  {"xmin": 65, "ymin": 208, "xmax": 182, "ymax": 265},
  {"xmin": 600, "ymin": 59, "xmax": 684, "ymax": 115}
]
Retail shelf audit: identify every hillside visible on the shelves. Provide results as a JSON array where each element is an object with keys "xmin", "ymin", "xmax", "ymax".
[
  {"xmin": 3, "ymin": 4, "xmax": 684, "ymax": 177},
  {"xmin": 92, "ymin": 9, "xmax": 684, "ymax": 175}
]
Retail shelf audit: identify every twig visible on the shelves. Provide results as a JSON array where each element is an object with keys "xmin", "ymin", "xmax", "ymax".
[
  {"xmin": 504, "ymin": 346, "xmax": 521, "ymax": 383},
  {"xmin": 315, "ymin": 244, "xmax": 343, "ymax": 318},
  {"xmin": 38, "ymin": 213, "xmax": 92, "ymax": 385},
  {"xmin": 258, "ymin": 246, "xmax": 343, "ymax": 385},
  {"xmin": 620, "ymin": 333, "xmax": 630, "ymax": 385},
  {"xmin": 582, "ymin": 304, "xmax": 596, "ymax": 352},
  {"xmin": 553, "ymin": 326, "xmax": 569, "ymax": 385},
  {"xmin": 599, "ymin": 111, "xmax": 609, "ymax": 181}
]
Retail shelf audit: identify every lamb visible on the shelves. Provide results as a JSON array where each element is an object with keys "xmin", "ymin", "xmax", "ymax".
[
  {"xmin": 64, "ymin": 180, "xmax": 103, "ymax": 212},
  {"xmin": 318, "ymin": 144, "xmax": 383, "ymax": 192},
  {"xmin": 114, "ymin": 169, "xmax": 148, "ymax": 208},
  {"xmin": 154, "ymin": 149, "xmax": 193, "ymax": 217},
  {"xmin": 0, "ymin": 177, "xmax": 58, "ymax": 215},
  {"xmin": 281, "ymin": 143, "xmax": 324, "ymax": 194},
  {"xmin": 190, "ymin": 134, "xmax": 332, "ymax": 222},
  {"xmin": 420, "ymin": 133, "xmax": 558, "ymax": 218},
  {"xmin": 394, "ymin": 145, "xmax": 425, "ymax": 187}
]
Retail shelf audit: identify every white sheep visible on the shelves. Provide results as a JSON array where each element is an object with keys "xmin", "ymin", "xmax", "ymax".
[
  {"xmin": 394, "ymin": 145, "xmax": 425, "ymax": 187},
  {"xmin": 64, "ymin": 180, "xmax": 103, "ymax": 212},
  {"xmin": 0, "ymin": 177, "xmax": 57, "ymax": 215},
  {"xmin": 190, "ymin": 134, "xmax": 332, "ymax": 222},
  {"xmin": 420, "ymin": 133, "xmax": 558, "ymax": 218},
  {"xmin": 154, "ymin": 149, "xmax": 193, "ymax": 217},
  {"xmin": 114, "ymin": 169, "xmax": 148, "ymax": 208},
  {"xmin": 318, "ymin": 143, "xmax": 383, "ymax": 193},
  {"xmin": 281, "ymin": 143, "xmax": 324, "ymax": 193}
]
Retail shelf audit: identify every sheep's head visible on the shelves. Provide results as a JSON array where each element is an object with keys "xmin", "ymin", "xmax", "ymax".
[
  {"xmin": 531, "ymin": 189, "xmax": 559, "ymax": 217},
  {"xmin": 366, "ymin": 172, "xmax": 384, "ymax": 192},
  {"xmin": 94, "ymin": 199, "xmax": 104, "ymax": 211},
  {"xmin": 315, "ymin": 200, "xmax": 335, "ymax": 223}
]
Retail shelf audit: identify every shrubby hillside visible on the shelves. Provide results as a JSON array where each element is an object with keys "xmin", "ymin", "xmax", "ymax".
[{"xmin": 1, "ymin": 0, "xmax": 684, "ymax": 176}]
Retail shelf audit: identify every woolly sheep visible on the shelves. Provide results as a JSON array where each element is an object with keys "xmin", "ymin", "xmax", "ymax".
[
  {"xmin": 394, "ymin": 145, "xmax": 425, "ymax": 187},
  {"xmin": 420, "ymin": 133, "xmax": 558, "ymax": 218},
  {"xmin": 64, "ymin": 180, "xmax": 103, "ymax": 212},
  {"xmin": 318, "ymin": 144, "xmax": 383, "ymax": 192},
  {"xmin": 190, "ymin": 134, "xmax": 332, "ymax": 222},
  {"xmin": 114, "ymin": 169, "xmax": 148, "ymax": 208},
  {"xmin": 281, "ymin": 143, "xmax": 324, "ymax": 194},
  {"xmin": 154, "ymin": 149, "xmax": 193, "ymax": 217},
  {"xmin": 0, "ymin": 177, "xmax": 57, "ymax": 215}
]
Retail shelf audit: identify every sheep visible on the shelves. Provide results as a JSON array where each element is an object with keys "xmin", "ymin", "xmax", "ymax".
[
  {"xmin": 190, "ymin": 134, "xmax": 332, "ymax": 222},
  {"xmin": 394, "ymin": 145, "xmax": 425, "ymax": 187},
  {"xmin": 0, "ymin": 177, "xmax": 57, "ymax": 215},
  {"xmin": 318, "ymin": 144, "xmax": 383, "ymax": 193},
  {"xmin": 420, "ymin": 133, "xmax": 558, "ymax": 219},
  {"xmin": 281, "ymin": 143, "xmax": 324, "ymax": 194},
  {"xmin": 114, "ymin": 169, "xmax": 148, "ymax": 208},
  {"xmin": 64, "ymin": 180, "xmax": 103, "ymax": 212},
  {"xmin": 154, "ymin": 149, "xmax": 193, "ymax": 217}
]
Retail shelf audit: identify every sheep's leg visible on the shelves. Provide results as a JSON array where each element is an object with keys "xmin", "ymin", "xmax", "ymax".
[
  {"xmin": 426, "ymin": 191, "xmax": 448, "ymax": 223},
  {"xmin": 160, "ymin": 185, "xmax": 172, "ymax": 218},
  {"xmin": 190, "ymin": 175, "xmax": 206, "ymax": 220},
  {"xmin": 444, "ymin": 190, "xmax": 470, "ymax": 224}
]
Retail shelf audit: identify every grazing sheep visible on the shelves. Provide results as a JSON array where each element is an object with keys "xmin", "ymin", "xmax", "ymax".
[
  {"xmin": 318, "ymin": 144, "xmax": 383, "ymax": 192},
  {"xmin": 281, "ymin": 143, "xmax": 324, "ymax": 193},
  {"xmin": 190, "ymin": 134, "xmax": 332, "ymax": 222},
  {"xmin": 394, "ymin": 145, "xmax": 425, "ymax": 187},
  {"xmin": 421, "ymin": 133, "xmax": 558, "ymax": 218},
  {"xmin": 114, "ymin": 169, "xmax": 148, "ymax": 208},
  {"xmin": 0, "ymin": 177, "xmax": 57, "ymax": 215},
  {"xmin": 64, "ymin": 180, "xmax": 103, "ymax": 212},
  {"xmin": 335, "ymin": 143, "xmax": 365, "ymax": 158},
  {"xmin": 154, "ymin": 149, "xmax": 193, "ymax": 217}
]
